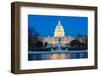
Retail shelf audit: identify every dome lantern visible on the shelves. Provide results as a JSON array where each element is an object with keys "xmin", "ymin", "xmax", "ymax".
[{"xmin": 54, "ymin": 21, "xmax": 65, "ymax": 37}]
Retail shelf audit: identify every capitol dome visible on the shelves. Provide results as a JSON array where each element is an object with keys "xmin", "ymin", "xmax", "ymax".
[{"xmin": 54, "ymin": 21, "xmax": 65, "ymax": 37}]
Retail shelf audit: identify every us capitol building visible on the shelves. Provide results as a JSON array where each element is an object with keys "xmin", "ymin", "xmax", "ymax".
[{"xmin": 43, "ymin": 21, "xmax": 74, "ymax": 47}]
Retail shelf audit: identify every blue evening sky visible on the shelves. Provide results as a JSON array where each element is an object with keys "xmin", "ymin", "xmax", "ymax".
[{"xmin": 28, "ymin": 15, "xmax": 88, "ymax": 37}]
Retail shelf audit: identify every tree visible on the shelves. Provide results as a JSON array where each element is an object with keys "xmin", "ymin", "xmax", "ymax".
[
  {"xmin": 70, "ymin": 40, "xmax": 81, "ymax": 48},
  {"xmin": 36, "ymin": 40, "xmax": 43, "ymax": 47},
  {"xmin": 82, "ymin": 38, "xmax": 88, "ymax": 49},
  {"xmin": 28, "ymin": 27, "xmax": 33, "ymax": 37},
  {"xmin": 44, "ymin": 42, "xmax": 48, "ymax": 47},
  {"xmin": 28, "ymin": 27, "xmax": 40, "ymax": 37},
  {"xmin": 28, "ymin": 27, "xmax": 40, "ymax": 49}
]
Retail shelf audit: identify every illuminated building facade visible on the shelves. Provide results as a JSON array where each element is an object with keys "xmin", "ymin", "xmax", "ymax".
[{"xmin": 43, "ymin": 21, "xmax": 74, "ymax": 47}]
